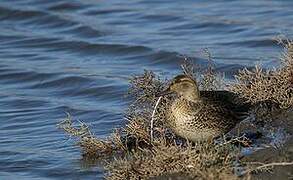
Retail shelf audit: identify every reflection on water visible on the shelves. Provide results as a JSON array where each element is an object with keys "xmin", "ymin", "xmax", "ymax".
[{"xmin": 0, "ymin": 0, "xmax": 292, "ymax": 179}]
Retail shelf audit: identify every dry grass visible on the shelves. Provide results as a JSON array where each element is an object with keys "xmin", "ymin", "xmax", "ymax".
[
  {"xmin": 181, "ymin": 50, "xmax": 225, "ymax": 91},
  {"xmin": 58, "ymin": 114, "xmax": 125, "ymax": 157},
  {"xmin": 106, "ymin": 139, "xmax": 240, "ymax": 180},
  {"xmin": 230, "ymin": 40, "xmax": 293, "ymax": 109},
  {"xmin": 199, "ymin": 49, "xmax": 225, "ymax": 90},
  {"xmin": 58, "ymin": 42, "xmax": 293, "ymax": 179}
]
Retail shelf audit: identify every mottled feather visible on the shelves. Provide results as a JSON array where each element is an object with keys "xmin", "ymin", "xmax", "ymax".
[{"xmin": 162, "ymin": 75, "xmax": 250, "ymax": 142}]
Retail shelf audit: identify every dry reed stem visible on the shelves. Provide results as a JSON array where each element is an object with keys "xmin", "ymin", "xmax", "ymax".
[{"xmin": 150, "ymin": 96, "xmax": 162, "ymax": 142}]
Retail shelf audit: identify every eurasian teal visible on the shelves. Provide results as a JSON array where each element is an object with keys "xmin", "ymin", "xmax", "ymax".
[{"xmin": 159, "ymin": 74, "xmax": 249, "ymax": 142}]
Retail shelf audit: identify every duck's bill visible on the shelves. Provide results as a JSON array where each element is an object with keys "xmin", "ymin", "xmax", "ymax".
[{"xmin": 156, "ymin": 88, "xmax": 172, "ymax": 97}]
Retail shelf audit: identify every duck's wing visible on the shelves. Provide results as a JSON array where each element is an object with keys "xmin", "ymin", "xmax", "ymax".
[
  {"xmin": 199, "ymin": 96, "xmax": 249, "ymax": 125},
  {"xmin": 188, "ymin": 99, "xmax": 241, "ymax": 130},
  {"xmin": 200, "ymin": 90, "xmax": 251, "ymax": 114}
]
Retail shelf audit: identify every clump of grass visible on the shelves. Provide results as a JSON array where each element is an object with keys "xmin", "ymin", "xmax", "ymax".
[
  {"xmin": 123, "ymin": 70, "xmax": 170, "ymax": 148},
  {"xmin": 58, "ymin": 70, "xmax": 170, "ymax": 157},
  {"xmin": 58, "ymin": 114, "xmax": 125, "ymax": 157},
  {"xmin": 106, "ymin": 139, "xmax": 240, "ymax": 180},
  {"xmin": 230, "ymin": 40, "xmax": 293, "ymax": 109},
  {"xmin": 128, "ymin": 70, "xmax": 165, "ymax": 105}
]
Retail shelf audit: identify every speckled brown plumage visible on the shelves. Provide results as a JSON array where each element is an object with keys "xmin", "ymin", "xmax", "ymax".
[{"xmin": 160, "ymin": 74, "xmax": 250, "ymax": 142}]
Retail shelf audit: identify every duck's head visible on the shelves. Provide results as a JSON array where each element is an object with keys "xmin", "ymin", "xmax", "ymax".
[{"xmin": 159, "ymin": 74, "xmax": 200, "ymax": 102}]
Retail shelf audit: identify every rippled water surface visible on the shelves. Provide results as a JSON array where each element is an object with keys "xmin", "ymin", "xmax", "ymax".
[{"xmin": 0, "ymin": 0, "xmax": 293, "ymax": 179}]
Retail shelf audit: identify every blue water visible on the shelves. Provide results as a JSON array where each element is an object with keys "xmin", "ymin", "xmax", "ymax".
[{"xmin": 0, "ymin": 0, "xmax": 292, "ymax": 179}]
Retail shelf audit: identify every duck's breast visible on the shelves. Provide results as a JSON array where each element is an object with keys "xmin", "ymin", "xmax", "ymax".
[{"xmin": 169, "ymin": 99, "xmax": 220, "ymax": 141}]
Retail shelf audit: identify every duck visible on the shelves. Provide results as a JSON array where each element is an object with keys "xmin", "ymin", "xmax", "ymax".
[{"xmin": 159, "ymin": 74, "xmax": 250, "ymax": 142}]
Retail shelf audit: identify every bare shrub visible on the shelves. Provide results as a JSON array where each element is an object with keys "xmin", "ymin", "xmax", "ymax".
[
  {"xmin": 58, "ymin": 114, "xmax": 125, "ymax": 157},
  {"xmin": 106, "ymin": 139, "xmax": 240, "ymax": 180},
  {"xmin": 230, "ymin": 40, "xmax": 293, "ymax": 109}
]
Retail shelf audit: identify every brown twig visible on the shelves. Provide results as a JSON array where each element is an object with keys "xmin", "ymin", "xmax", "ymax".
[{"xmin": 243, "ymin": 162, "xmax": 293, "ymax": 175}]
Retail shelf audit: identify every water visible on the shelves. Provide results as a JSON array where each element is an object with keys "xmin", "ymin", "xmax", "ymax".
[{"xmin": 0, "ymin": 0, "xmax": 292, "ymax": 179}]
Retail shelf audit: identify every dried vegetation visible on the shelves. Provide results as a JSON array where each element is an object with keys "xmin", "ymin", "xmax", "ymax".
[
  {"xmin": 230, "ymin": 40, "xmax": 293, "ymax": 109},
  {"xmin": 59, "ymin": 42, "xmax": 293, "ymax": 179},
  {"xmin": 106, "ymin": 140, "xmax": 240, "ymax": 180}
]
